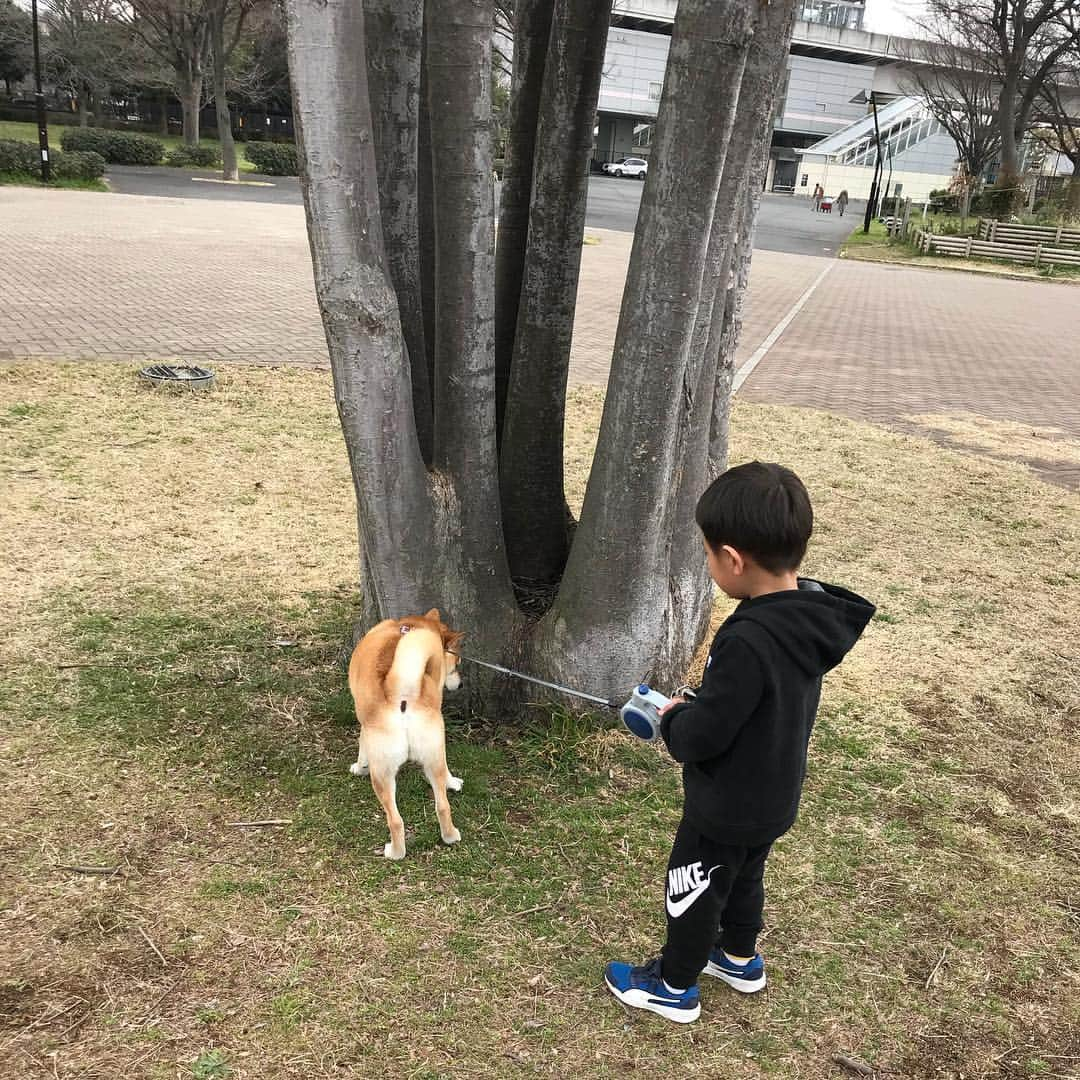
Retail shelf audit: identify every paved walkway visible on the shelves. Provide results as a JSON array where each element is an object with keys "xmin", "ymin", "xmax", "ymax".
[{"xmin": 3, "ymin": 187, "xmax": 1079, "ymax": 487}]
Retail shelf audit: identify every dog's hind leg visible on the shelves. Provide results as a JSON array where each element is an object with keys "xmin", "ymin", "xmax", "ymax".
[
  {"xmin": 422, "ymin": 758, "xmax": 461, "ymax": 846},
  {"xmin": 369, "ymin": 769, "xmax": 407, "ymax": 860},
  {"xmin": 349, "ymin": 737, "xmax": 369, "ymax": 777}
]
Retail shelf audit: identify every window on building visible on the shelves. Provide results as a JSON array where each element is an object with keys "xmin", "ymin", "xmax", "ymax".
[
  {"xmin": 648, "ymin": 82, "xmax": 663, "ymax": 101},
  {"xmin": 800, "ymin": 1, "xmax": 864, "ymax": 30}
]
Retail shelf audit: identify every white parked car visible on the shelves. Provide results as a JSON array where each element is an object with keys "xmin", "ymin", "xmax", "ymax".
[{"xmin": 602, "ymin": 157, "xmax": 648, "ymax": 179}]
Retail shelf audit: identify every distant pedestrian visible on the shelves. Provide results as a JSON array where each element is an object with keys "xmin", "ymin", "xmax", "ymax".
[
  {"xmin": 812, "ymin": 184, "xmax": 823, "ymax": 212},
  {"xmin": 836, "ymin": 190, "xmax": 849, "ymax": 216}
]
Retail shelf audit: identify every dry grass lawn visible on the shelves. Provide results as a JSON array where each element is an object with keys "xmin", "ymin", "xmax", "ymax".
[{"xmin": 1, "ymin": 363, "xmax": 1078, "ymax": 1079}]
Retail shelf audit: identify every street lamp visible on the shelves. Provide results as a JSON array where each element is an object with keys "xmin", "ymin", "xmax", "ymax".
[
  {"xmin": 850, "ymin": 90, "xmax": 883, "ymax": 234},
  {"xmin": 30, "ymin": 0, "xmax": 51, "ymax": 183}
]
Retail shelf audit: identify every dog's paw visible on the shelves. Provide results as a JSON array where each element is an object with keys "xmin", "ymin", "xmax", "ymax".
[
  {"xmin": 441, "ymin": 828, "xmax": 461, "ymax": 846},
  {"xmin": 383, "ymin": 842, "xmax": 406, "ymax": 860},
  {"xmin": 349, "ymin": 761, "xmax": 369, "ymax": 777},
  {"xmin": 447, "ymin": 774, "xmax": 464, "ymax": 792}
]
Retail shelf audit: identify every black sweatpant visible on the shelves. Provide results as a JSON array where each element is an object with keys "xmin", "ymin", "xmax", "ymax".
[{"xmin": 660, "ymin": 818, "xmax": 773, "ymax": 988}]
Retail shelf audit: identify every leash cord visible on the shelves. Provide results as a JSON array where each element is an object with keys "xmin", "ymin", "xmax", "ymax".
[{"xmin": 449, "ymin": 652, "xmax": 620, "ymax": 710}]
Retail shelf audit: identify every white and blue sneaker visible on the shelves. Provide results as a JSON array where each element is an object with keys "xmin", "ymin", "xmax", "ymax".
[
  {"xmin": 703, "ymin": 947, "xmax": 767, "ymax": 993},
  {"xmin": 604, "ymin": 958, "xmax": 701, "ymax": 1023}
]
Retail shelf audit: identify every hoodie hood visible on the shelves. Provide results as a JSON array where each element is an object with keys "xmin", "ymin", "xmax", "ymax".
[{"xmin": 726, "ymin": 579, "xmax": 876, "ymax": 677}]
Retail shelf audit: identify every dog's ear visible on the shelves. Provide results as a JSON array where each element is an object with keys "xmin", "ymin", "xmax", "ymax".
[{"xmin": 425, "ymin": 607, "xmax": 441, "ymax": 621}]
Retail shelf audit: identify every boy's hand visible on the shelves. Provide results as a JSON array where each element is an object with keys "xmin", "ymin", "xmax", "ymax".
[{"xmin": 660, "ymin": 696, "xmax": 686, "ymax": 715}]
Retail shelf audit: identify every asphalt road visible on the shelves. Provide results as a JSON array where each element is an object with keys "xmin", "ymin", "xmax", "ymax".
[{"xmin": 106, "ymin": 166, "xmax": 856, "ymax": 257}]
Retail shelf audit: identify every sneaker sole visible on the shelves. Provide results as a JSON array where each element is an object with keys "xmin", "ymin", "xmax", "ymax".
[
  {"xmin": 702, "ymin": 961, "xmax": 767, "ymax": 993},
  {"xmin": 604, "ymin": 977, "xmax": 701, "ymax": 1023}
]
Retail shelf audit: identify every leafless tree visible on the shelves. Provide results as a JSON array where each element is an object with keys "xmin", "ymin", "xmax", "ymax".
[
  {"xmin": 41, "ymin": 0, "xmax": 136, "ymax": 126},
  {"xmin": 128, "ymin": 0, "xmax": 211, "ymax": 145},
  {"xmin": 282, "ymin": 0, "xmax": 799, "ymax": 712},
  {"xmin": 925, "ymin": 0, "xmax": 1080, "ymax": 182},
  {"xmin": 898, "ymin": 27, "xmax": 1002, "ymax": 219},
  {"xmin": 1037, "ymin": 58, "xmax": 1080, "ymax": 211}
]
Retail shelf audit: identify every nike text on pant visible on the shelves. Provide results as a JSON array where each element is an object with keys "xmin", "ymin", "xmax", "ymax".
[{"xmin": 660, "ymin": 818, "xmax": 773, "ymax": 988}]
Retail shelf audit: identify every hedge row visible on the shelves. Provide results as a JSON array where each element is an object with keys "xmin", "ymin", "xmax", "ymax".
[
  {"xmin": 166, "ymin": 144, "xmax": 221, "ymax": 168},
  {"xmin": 245, "ymin": 141, "xmax": 298, "ymax": 176},
  {"xmin": 0, "ymin": 139, "xmax": 106, "ymax": 180},
  {"xmin": 60, "ymin": 128, "xmax": 164, "ymax": 166}
]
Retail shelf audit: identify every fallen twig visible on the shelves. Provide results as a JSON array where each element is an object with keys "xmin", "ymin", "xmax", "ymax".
[
  {"xmin": 56, "ymin": 864, "xmax": 125, "ymax": 877},
  {"xmin": 226, "ymin": 819, "xmax": 292, "ymax": 828},
  {"xmin": 925, "ymin": 944, "xmax": 949, "ymax": 990},
  {"xmin": 138, "ymin": 926, "xmax": 168, "ymax": 967},
  {"xmin": 56, "ymin": 663, "xmax": 93, "ymax": 670},
  {"xmin": 832, "ymin": 1054, "xmax": 875, "ymax": 1076},
  {"xmin": 506, "ymin": 902, "xmax": 555, "ymax": 919}
]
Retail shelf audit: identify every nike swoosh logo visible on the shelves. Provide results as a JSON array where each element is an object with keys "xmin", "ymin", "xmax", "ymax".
[
  {"xmin": 666, "ymin": 879, "xmax": 711, "ymax": 918},
  {"xmin": 665, "ymin": 865, "xmax": 722, "ymax": 918}
]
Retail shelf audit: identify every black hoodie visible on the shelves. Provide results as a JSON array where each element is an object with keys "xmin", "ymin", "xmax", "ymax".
[{"xmin": 660, "ymin": 579, "xmax": 875, "ymax": 846}]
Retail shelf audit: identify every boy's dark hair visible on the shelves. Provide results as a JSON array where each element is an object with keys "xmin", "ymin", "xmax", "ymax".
[{"xmin": 695, "ymin": 461, "xmax": 813, "ymax": 574}]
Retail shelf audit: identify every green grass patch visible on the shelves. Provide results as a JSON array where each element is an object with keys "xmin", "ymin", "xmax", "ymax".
[{"xmin": 0, "ymin": 170, "xmax": 108, "ymax": 192}]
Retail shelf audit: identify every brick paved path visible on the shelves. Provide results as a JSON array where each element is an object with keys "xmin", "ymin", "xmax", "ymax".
[
  {"xmin": 737, "ymin": 260, "xmax": 1080, "ymax": 487},
  {"xmin": 3, "ymin": 187, "xmax": 1079, "ymax": 485}
]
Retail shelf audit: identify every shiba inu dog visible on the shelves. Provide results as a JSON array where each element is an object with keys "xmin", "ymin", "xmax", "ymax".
[{"xmin": 347, "ymin": 609, "xmax": 465, "ymax": 860}]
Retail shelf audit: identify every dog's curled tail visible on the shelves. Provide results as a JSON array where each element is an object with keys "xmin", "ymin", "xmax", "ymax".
[{"xmin": 387, "ymin": 626, "xmax": 442, "ymax": 706}]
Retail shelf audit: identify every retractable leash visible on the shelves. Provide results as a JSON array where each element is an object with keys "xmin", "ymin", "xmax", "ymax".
[{"xmin": 449, "ymin": 652, "xmax": 690, "ymax": 742}]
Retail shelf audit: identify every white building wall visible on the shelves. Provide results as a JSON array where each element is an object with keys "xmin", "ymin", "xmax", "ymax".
[
  {"xmin": 597, "ymin": 27, "xmax": 667, "ymax": 118},
  {"xmin": 780, "ymin": 56, "xmax": 874, "ymax": 137}
]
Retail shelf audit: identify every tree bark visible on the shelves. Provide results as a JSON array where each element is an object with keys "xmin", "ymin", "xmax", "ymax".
[
  {"xmin": 283, "ymin": 0, "xmax": 438, "ymax": 619},
  {"xmin": 498, "ymin": 0, "xmax": 612, "ymax": 592},
  {"xmin": 179, "ymin": 69, "xmax": 202, "ymax": 146},
  {"xmin": 493, "ymin": 0, "xmax": 556, "ymax": 446},
  {"xmin": 363, "ymin": 0, "xmax": 433, "ymax": 463},
  {"xmin": 158, "ymin": 90, "xmax": 170, "ymax": 136},
  {"xmin": 543, "ymin": 0, "xmax": 756, "ymax": 691},
  {"xmin": 208, "ymin": 0, "xmax": 238, "ymax": 180},
  {"xmin": 424, "ymin": 0, "xmax": 517, "ymax": 633},
  {"xmin": 670, "ymin": 0, "xmax": 799, "ymax": 651},
  {"xmin": 418, "ymin": 43, "xmax": 436, "ymax": 407}
]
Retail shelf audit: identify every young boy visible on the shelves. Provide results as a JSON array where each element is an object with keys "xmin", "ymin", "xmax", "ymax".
[{"xmin": 605, "ymin": 461, "xmax": 875, "ymax": 1023}]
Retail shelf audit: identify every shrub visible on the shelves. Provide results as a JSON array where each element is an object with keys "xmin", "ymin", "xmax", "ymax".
[
  {"xmin": 51, "ymin": 149, "xmax": 106, "ymax": 180},
  {"xmin": 0, "ymin": 140, "xmax": 106, "ymax": 182},
  {"xmin": 245, "ymin": 141, "xmax": 299, "ymax": 176},
  {"xmin": 60, "ymin": 128, "xmax": 163, "ymax": 166},
  {"xmin": 0, "ymin": 138, "xmax": 40, "ymax": 174},
  {"xmin": 928, "ymin": 187, "xmax": 958, "ymax": 214},
  {"xmin": 983, "ymin": 175, "xmax": 1024, "ymax": 219},
  {"xmin": 166, "ymin": 144, "xmax": 222, "ymax": 168}
]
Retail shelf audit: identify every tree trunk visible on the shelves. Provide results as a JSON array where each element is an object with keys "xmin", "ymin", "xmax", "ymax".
[
  {"xmin": 424, "ymin": 0, "xmax": 518, "ymax": 631},
  {"xmin": 541, "ymin": 0, "xmax": 757, "ymax": 691},
  {"xmin": 179, "ymin": 70, "xmax": 202, "ymax": 146},
  {"xmin": 209, "ymin": 0, "xmax": 238, "ymax": 180},
  {"xmin": 493, "ymin": 0, "xmax": 556, "ymax": 446},
  {"xmin": 997, "ymin": 73, "xmax": 1020, "ymax": 181},
  {"xmin": 363, "ymin": 0, "xmax": 433, "ymax": 463},
  {"xmin": 498, "ymin": 0, "xmax": 612, "ymax": 592},
  {"xmin": 671, "ymin": 0, "xmax": 799, "ymax": 649},
  {"xmin": 418, "ymin": 43, "xmax": 436, "ymax": 405},
  {"xmin": 286, "ymin": 0, "xmax": 794, "ymax": 715},
  {"xmin": 158, "ymin": 90, "xmax": 170, "ymax": 136},
  {"xmin": 77, "ymin": 93, "xmax": 89, "ymax": 127}
]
